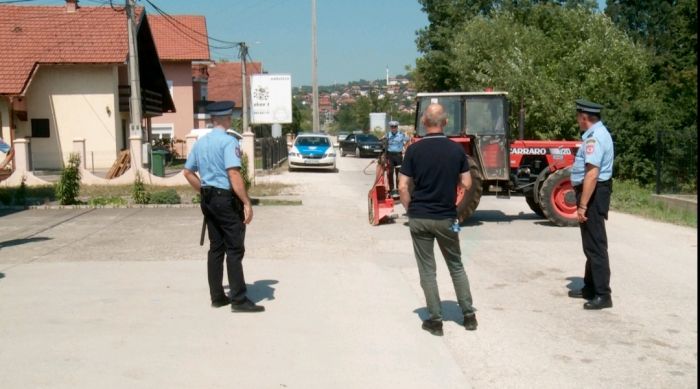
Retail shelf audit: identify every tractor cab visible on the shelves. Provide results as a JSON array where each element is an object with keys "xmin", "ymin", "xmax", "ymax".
[{"xmin": 414, "ymin": 92, "xmax": 510, "ymax": 183}]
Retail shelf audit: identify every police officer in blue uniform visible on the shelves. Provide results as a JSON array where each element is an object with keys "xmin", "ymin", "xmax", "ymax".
[
  {"xmin": 568, "ymin": 99, "xmax": 615, "ymax": 310},
  {"xmin": 385, "ymin": 120, "xmax": 409, "ymax": 197},
  {"xmin": 183, "ymin": 101, "xmax": 264, "ymax": 313}
]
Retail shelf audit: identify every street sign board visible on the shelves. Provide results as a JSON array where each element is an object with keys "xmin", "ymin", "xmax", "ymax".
[{"xmin": 250, "ymin": 74, "xmax": 292, "ymax": 124}]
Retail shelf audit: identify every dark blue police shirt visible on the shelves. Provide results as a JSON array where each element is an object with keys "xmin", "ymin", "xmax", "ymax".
[{"xmin": 399, "ymin": 133, "xmax": 469, "ymax": 220}]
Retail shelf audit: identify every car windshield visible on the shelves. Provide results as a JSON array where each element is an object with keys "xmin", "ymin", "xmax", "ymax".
[
  {"xmin": 296, "ymin": 136, "xmax": 330, "ymax": 146},
  {"xmin": 356, "ymin": 134, "xmax": 379, "ymax": 142}
]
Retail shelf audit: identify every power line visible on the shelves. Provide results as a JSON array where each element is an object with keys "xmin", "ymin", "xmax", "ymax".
[
  {"xmin": 143, "ymin": 0, "xmax": 242, "ymax": 49},
  {"xmin": 0, "ymin": 0, "xmax": 40, "ymax": 4}
]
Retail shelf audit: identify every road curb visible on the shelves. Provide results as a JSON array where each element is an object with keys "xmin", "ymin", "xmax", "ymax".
[{"xmin": 0, "ymin": 197, "xmax": 302, "ymax": 210}]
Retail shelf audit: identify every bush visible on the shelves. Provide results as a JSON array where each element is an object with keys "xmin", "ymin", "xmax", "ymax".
[
  {"xmin": 132, "ymin": 171, "xmax": 150, "ymax": 204},
  {"xmin": 149, "ymin": 189, "xmax": 181, "ymax": 204},
  {"xmin": 56, "ymin": 153, "xmax": 81, "ymax": 205},
  {"xmin": 240, "ymin": 152, "xmax": 251, "ymax": 190},
  {"xmin": 88, "ymin": 196, "xmax": 127, "ymax": 206}
]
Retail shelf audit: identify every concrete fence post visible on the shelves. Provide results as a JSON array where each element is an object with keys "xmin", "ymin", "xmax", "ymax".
[
  {"xmin": 242, "ymin": 131, "xmax": 255, "ymax": 182},
  {"xmin": 12, "ymin": 138, "xmax": 30, "ymax": 174},
  {"xmin": 185, "ymin": 132, "xmax": 198, "ymax": 158}
]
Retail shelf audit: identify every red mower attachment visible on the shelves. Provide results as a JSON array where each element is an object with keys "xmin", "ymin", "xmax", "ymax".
[{"xmin": 366, "ymin": 153, "xmax": 397, "ymax": 226}]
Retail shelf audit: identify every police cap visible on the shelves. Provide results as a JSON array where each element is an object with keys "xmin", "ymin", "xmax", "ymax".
[
  {"xmin": 388, "ymin": 120, "xmax": 399, "ymax": 127},
  {"xmin": 575, "ymin": 99, "xmax": 603, "ymax": 115},
  {"xmin": 206, "ymin": 100, "xmax": 235, "ymax": 117}
]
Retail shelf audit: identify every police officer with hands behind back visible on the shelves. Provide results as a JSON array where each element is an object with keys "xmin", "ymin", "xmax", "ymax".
[
  {"xmin": 385, "ymin": 120, "xmax": 409, "ymax": 198},
  {"xmin": 568, "ymin": 99, "xmax": 614, "ymax": 310},
  {"xmin": 183, "ymin": 100, "xmax": 264, "ymax": 313}
]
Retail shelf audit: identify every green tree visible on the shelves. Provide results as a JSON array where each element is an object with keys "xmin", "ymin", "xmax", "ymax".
[{"xmin": 606, "ymin": 0, "xmax": 697, "ymax": 189}]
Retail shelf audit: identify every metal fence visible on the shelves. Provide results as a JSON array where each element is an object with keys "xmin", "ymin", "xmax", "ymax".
[
  {"xmin": 656, "ymin": 129, "xmax": 697, "ymax": 194},
  {"xmin": 255, "ymin": 137, "xmax": 288, "ymax": 170}
]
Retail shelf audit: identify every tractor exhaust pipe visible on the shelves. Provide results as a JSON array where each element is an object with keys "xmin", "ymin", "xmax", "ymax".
[{"xmin": 518, "ymin": 96, "xmax": 525, "ymax": 140}]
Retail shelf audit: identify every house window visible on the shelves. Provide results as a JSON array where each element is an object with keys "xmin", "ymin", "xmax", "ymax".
[
  {"xmin": 31, "ymin": 118, "xmax": 50, "ymax": 138},
  {"xmin": 167, "ymin": 80, "xmax": 174, "ymax": 98},
  {"xmin": 200, "ymin": 84, "xmax": 208, "ymax": 101},
  {"xmin": 152, "ymin": 124, "xmax": 174, "ymax": 140}
]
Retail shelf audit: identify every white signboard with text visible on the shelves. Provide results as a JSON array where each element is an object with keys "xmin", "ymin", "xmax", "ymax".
[{"xmin": 250, "ymin": 74, "xmax": 292, "ymax": 124}]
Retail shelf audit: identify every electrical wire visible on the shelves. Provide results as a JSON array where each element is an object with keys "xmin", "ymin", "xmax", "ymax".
[{"xmin": 143, "ymin": 0, "xmax": 242, "ymax": 49}]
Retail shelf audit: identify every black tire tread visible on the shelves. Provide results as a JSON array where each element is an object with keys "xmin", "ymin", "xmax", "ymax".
[
  {"xmin": 539, "ymin": 168, "xmax": 578, "ymax": 227},
  {"xmin": 457, "ymin": 157, "xmax": 483, "ymax": 222}
]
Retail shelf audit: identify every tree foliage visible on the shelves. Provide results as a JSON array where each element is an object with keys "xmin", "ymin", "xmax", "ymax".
[{"xmin": 413, "ymin": 0, "xmax": 696, "ymax": 189}]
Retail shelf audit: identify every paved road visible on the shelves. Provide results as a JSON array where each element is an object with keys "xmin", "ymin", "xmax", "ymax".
[{"xmin": 0, "ymin": 155, "xmax": 696, "ymax": 388}]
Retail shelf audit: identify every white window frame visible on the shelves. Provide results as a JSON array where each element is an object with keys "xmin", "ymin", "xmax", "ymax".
[{"xmin": 152, "ymin": 124, "xmax": 174, "ymax": 140}]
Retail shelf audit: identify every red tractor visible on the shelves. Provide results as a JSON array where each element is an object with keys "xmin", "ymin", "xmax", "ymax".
[{"xmin": 410, "ymin": 91, "xmax": 581, "ymax": 227}]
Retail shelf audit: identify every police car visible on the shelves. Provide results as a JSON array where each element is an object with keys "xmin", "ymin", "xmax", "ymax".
[{"xmin": 288, "ymin": 133, "xmax": 337, "ymax": 172}]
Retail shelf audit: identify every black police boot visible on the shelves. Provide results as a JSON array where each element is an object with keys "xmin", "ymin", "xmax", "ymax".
[
  {"xmin": 463, "ymin": 313, "xmax": 478, "ymax": 331},
  {"xmin": 583, "ymin": 295, "xmax": 613, "ymax": 310},
  {"xmin": 421, "ymin": 319, "xmax": 443, "ymax": 336},
  {"xmin": 568, "ymin": 288, "xmax": 595, "ymax": 300},
  {"xmin": 211, "ymin": 296, "xmax": 230, "ymax": 308},
  {"xmin": 231, "ymin": 298, "xmax": 265, "ymax": 313}
]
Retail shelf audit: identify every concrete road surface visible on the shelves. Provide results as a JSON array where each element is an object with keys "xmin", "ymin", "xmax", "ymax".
[{"xmin": 0, "ymin": 154, "xmax": 696, "ymax": 388}]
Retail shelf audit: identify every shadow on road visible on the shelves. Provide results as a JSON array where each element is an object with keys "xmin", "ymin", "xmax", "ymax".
[
  {"xmin": 225, "ymin": 279, "xmax": 279, "ymax": 304},
  {"xmin": 0, "ymin": 272, "xmax": 4, "ymax": 281},
  {"xmin": 0, "ymin": 236, "xmax": 52, "ymax": 249},
  {"xmin": 0, "ymin": 208, "xmax": 26, "ymax": 218},
  {"xmin": 461, "ymin": 210, "xmax": 542, "ymax": 227},
  {"xmin": 413, "ymin": 300, "xmax": 464, "ymax": 325},
  {"xmin": 565, "ymin": 276, "xmax": 584, "ymax": 291}
]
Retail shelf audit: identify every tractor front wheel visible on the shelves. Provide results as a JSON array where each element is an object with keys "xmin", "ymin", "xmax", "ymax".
[
  {"xmin": 456, "ymin": 157, "xmax": 483, "ymax": 222},
  {"xmin": 539, "ymin": 168, "xmax": 578, "ymax": 227}
]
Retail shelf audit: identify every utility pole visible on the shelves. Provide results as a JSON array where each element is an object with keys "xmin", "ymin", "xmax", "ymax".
[
  {"xmin": 125, "ymin": 0, "xmax": 142, "ymax": 139},
  {"xmin": 240, "ymin": 42, "xmax": 250, "ymax": 133},
  {"xmin": 311, "ymin": 0, "xmax": 320, "ymax": 133}
]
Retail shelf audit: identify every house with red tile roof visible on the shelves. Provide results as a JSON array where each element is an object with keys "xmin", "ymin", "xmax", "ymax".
[
  {"xmin": 206, "ymin": 61, "xmax": 263, "ymax": 121},
  {"xmin": 148, "ymin": 15, "xmax": 210, "ymax": 152},
  {"xmin": 0, "ymin": 0, "xmax": 174, "ymax": 171}
]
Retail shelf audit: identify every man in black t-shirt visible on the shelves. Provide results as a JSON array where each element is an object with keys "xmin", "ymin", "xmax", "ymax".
[{"xmin": 398, "ymin": 103, "xmax": 478, "ymax": 336}]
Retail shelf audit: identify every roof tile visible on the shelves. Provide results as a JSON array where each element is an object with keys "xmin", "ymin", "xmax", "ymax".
[{"xmin": 149, "ymin": 15, "xmax": 210, "ymax": 62}]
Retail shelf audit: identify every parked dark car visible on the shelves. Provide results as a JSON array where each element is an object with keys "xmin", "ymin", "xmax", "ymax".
[
  {"xmin": 339, "ymin": 133, "xmax": 384, "ymax": 158},
  {"xmin": 336, "ymin": 132, "xmax": 350, "ymax": 142}
]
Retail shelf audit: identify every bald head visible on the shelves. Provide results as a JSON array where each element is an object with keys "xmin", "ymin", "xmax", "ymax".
[{"xmin": 421, "ymin": 103, "xmax": 448, "ymax": 132}]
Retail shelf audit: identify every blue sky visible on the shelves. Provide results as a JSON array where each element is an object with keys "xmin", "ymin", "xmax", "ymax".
[
  {"xmin": 28, "ymin": 0, "xmax": 606, "ymax": 86},
  {"xmin": 150, "ymin": 0, "xmax": 429, "ymax": 86}
]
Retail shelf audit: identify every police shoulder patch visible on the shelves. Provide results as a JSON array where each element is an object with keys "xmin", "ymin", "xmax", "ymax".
[{"xmin": 235, "ymin": 146, "xmax": 242, "ymax": 158}]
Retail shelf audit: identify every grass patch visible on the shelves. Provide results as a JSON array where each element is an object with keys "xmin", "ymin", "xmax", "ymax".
[
  {"xmin": 249, "ymin": 182, "xmax": 295, "ymax": 197},
  {"xmin": 611, "ymin": 180, "xmax": 696, "ymax": 228},
  {"xmin": 0, "ymin": 185, "xmax": 56, "ymax": 206},
  {"xmin": 0, "ymin": 182, "xmax": 295, "ymax": 206}
]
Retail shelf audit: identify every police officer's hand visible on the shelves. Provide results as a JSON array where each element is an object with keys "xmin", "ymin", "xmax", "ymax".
[
  {"xmin": 577, "ymin": 207, "xmax": 588, "ymax": 223},
  {"xmin": 243, "ymin": 202, "xmax": 253, "ymax": 224}
]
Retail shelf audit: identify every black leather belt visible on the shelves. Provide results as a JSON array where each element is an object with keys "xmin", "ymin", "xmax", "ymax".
[
  {"xmin": 574, "ymin": 179, "xmax": 612, "ymax": 192},
  {"xmin": 387, "ymin": 151, "xmax": 402, "ymax": 155},
  {"xmin": 201, "ymin": 187, "xmax": 232, "ymax": 196}
]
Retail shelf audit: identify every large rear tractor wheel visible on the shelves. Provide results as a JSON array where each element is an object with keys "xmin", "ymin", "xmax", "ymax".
[
  {"xmin": 525, "ymin": 195, "xmax": 545, "ymax": 217},
  {"xmin": 539, "ymin": 168, "xmax": 578, "ymax": 227},
  {"xmin": 456, "ymin": 157, "xmax": 483, "ymax": 222}
]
